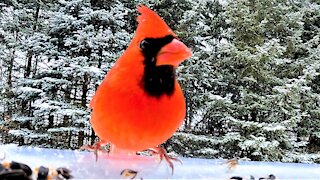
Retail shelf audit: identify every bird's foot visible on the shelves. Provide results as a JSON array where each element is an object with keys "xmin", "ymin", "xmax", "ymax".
[
  {"xmin": 80, "ymin": 140, "xmax": 109, "ymax": 161},
  {"xmin": 147, "ymin": 146, "xmax": 181, "ymax": 175}
]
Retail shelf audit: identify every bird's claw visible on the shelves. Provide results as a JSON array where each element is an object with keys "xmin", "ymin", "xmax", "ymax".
[
  {"xmin": 81, "ymin": 141, "xmax": 109, "ymax": 161},
  {"xmin": 148, "ymin": 146, "xmax": 181, "ymax": 175}
]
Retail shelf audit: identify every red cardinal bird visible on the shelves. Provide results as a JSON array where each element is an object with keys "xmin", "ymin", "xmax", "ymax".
[{"xmin": 85, "ymin": 5, "xmax": 191, "ymax": 169}]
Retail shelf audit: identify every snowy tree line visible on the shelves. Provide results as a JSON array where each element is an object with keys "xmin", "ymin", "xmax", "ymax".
[{"xmin": 0, "ymin": 0, "xmax": 320, "ymax": 163}]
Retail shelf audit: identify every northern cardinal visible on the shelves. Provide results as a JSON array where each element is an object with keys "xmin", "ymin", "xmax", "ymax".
[{"xmin": 86, "ymin": 5, "xmax": 191, "ymax": 169}]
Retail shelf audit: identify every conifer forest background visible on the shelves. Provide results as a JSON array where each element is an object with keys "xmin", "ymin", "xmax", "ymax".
[{"xmin": 1, "ymin": 0, "xmax": 320, "ymax": 163}]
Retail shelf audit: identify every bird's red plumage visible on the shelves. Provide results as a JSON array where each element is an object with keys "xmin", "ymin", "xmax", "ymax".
[{"xmin": 90, "ymin": 5, "xmax": 191, "ymax": 151}]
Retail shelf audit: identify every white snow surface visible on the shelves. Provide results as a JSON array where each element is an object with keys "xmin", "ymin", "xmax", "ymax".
[{"xmin": 1, "ymin": 144, "xmax": 320, "ymax": 179}]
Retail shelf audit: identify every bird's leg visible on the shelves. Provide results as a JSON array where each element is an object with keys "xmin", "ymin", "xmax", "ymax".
[
  {"xmin": 147, "ymin": 146, "xmax": 182, "ymax": 175},
  {"xmin": 80, "ymin": 140, "xmax": 109, "ymax": 161}
]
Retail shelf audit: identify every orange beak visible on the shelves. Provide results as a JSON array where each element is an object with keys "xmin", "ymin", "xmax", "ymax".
[{"xmin": 156, "ymin": 39, "xmax": 192, "ymax": 67}]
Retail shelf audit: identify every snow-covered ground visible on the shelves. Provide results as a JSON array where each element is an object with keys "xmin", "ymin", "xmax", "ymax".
[{"xmin": 1, "ymin": 144, "xmax": 320, "ymax": 179}]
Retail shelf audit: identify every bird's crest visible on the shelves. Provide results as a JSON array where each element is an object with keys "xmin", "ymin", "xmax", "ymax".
[{"xmin": 136, "ymin": 5, "xmax": 175, "ymax": 38}]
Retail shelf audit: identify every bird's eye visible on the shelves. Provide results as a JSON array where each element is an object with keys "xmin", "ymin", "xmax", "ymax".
[{"xmin": 140, "ymin": 40, "xmax": 150, "ymax": 50}]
